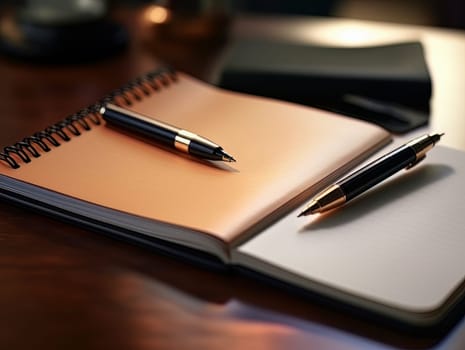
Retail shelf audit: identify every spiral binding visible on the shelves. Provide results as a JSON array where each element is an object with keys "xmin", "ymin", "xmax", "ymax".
[{"xmin": 0, "ymin": 66, "xmax": 177, "ymax": 169}]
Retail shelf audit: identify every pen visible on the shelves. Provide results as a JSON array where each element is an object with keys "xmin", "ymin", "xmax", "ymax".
[
  {"xmin": 298, "ymin": 133, "xmax": 444, "ymax": 216},
  {"xmin": 100, "ymin": 103, "xmax": 236, "ymax": 162}
]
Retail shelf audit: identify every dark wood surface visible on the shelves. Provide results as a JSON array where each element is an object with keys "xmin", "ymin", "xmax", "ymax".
[{"xmin": 1, "ymin": 5, "xmax": 465, "ymax": 349}]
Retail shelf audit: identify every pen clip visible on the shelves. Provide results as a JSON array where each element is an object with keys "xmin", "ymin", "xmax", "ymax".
[{"xmin": 406, "ymin": 155, "xmax": 426, "ymax": 170}]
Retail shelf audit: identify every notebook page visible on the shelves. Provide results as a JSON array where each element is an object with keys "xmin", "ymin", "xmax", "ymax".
[
  {"xmin": 0, "ymin": 73, "xmax": 389, "ymax": 249},
  {"xmin": 234, "ymin": 146, "xmax": 465, "ymax": 313}
]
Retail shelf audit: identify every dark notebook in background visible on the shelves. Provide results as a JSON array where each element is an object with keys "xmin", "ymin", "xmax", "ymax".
[{"xmin": 217, "ymin": 40, "xmax": 432, "ymax": 133}]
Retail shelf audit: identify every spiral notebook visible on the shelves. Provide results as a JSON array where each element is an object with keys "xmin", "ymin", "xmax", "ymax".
[{"xmin": 0, "ymin": 66, "xmax": 413, "ymax": 325}]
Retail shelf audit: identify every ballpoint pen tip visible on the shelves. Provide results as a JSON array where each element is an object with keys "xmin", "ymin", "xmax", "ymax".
[
  {"xmin": 221, "ymin": 151, "xmax": 236, "ymax": 162},
  {"xmin": 431, "ymin": 132, "xmax": 445, "ymax": 145},
  {"xmin": 298, "ymin": 200, "xmax": 321, "ymax": 217}
]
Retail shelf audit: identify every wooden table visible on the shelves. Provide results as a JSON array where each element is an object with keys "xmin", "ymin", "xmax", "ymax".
[{"xmin": 1, "ymin": 5, "xmax": 465, "ymax": 349}]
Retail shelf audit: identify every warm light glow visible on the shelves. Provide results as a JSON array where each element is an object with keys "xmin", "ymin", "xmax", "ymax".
[
  {"xmin": 330, "ymin": 25, "xmax": 375, "ymax": 45},
  {"xmin": 284, "ymin": 20, "xmax": 420, "ymax": 47},
  {"xmin": 145, "ymin": 5, "xmax": 171, "ymax": 24},
  {"xmin": 302, "ymin": 22, "xmax": 381, "ymax": 46}
]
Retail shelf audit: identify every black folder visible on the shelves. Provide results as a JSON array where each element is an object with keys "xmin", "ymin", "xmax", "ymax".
[{"xmin": 217, "ymin": 40, "xmax": 432, "ymax": 133}]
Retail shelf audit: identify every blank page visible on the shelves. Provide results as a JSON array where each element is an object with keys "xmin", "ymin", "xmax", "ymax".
[{"xmin": 234, "ymin": 146, "xmax": 465, "ymax": 316}]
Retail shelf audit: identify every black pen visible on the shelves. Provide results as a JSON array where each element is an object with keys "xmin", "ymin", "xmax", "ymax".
[
  {"xmin": 298, "ymin": 133, "xmax": 444, "ymax": 216},
  {"xmin": 100, "ymin": 103, "xmax": 235, "ymax": 162}
]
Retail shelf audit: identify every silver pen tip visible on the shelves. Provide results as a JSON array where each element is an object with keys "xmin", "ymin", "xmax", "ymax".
[{"xmin": 221, "ymin": 151, "xmax": 236, "ymax": 162}]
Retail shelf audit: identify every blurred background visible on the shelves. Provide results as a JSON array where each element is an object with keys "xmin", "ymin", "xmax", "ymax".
[
  {"xmin": 236, "ymin": 0, "xmax": 465, "ymax": 29},
  {"xmin": 0, "ymin": 0, "xmax": 460, "ymax": 130},
  {"xmin": 1, "ymin": 0, "xmax": 464, "ymax": 29},
  {"xmin": 0, "ymin": 0, "xmax": 463, "ymax": 64},
  {"xmin": 144, "ymin": 0, "xmax": 461, "ymax": 29}
]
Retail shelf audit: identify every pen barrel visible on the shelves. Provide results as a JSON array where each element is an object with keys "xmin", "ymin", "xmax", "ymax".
[
  {"xmin": 101, "ymin": 103, "xmax": 235, "ymax": 162},
  {"xmin": 340, "ymin": 145, "xmax": 416, "ymax": 200},
  {"xmin": 102, "ymin": 106, "xmax": 177, "ymax": 147}
]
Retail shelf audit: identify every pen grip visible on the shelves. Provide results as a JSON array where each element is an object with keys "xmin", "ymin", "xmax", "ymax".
[
  {"xmin": 102, "ymin": 107, "xmax": 177, "ymax": 147},
  {"xmin": 339, "ymin": 145, "xmax": 416, "ymax": 201}
]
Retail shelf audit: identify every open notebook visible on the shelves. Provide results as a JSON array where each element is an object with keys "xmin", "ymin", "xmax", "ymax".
[{"xmin": 0, "ymin": 67, "xmax": 407, "ymax": 321}]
